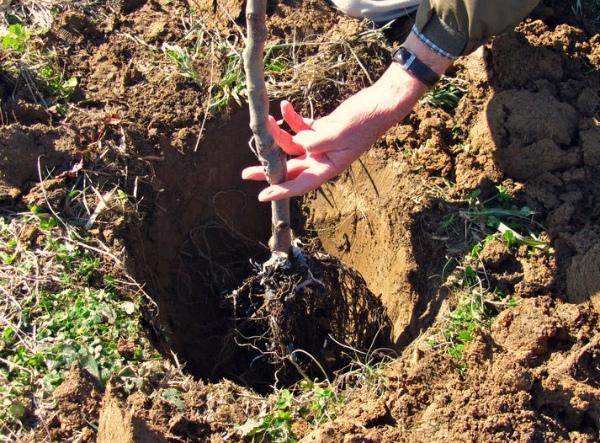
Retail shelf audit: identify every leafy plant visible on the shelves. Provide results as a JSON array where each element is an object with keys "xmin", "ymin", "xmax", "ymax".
[
  {"xmin": 162, "ymin": 388, "xmax": 186, "ymax": 411},
  {"xmin": 460, "ymin": 187, "xmax": 552, "ymax": 254},
  {"xmin": 444, "ymin": 292, "xmax": 489, "ymax": 362},
  {"xmin": 495, "ymin": 185, "xmax": 513, "ymax": 203},
  {"xmin": 246, "ymin": 389, "xmax": 296, "ymax": 443},
  {"xmin": 0, "ymin": 214, "xmax": 148, "ymax": 433},
  {"xmin": 427, "ymin": 185, "xmax": 551, "ymax": 372},
  {"xmin": 422, "ymin": 79, "xmax": 466, "ymax": 111},
  {"xmin": 38, "ymin": 64, "xmax": 78, "ymax": 100},
  {"xmin": 309, "ymin": 386, "xmax": 340, "ymax": 424},
  {"xmin": 1, "ymin": 23, "xmax": 30, "ymax": 53}
]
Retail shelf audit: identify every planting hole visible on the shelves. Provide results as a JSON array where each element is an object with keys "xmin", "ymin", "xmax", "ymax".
[{"xmin": 124, "ymin": 109, "xmax": 393, "ymax": 390}]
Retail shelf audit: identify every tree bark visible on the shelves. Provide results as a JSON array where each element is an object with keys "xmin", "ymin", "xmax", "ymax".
[{"xmin": 244, "ymin": 0, "xmax": 292, "ymax": 256}]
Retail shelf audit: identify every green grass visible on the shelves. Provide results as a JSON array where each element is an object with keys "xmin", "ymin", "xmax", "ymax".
[
  {"xmin": 458, "ymin": 187, "xmax": 553, "ymax": 254},
  {"xmin": 158, "ymin": 10, "xmax": 391, "ymax": 117},
  {"xmin": 245, "ymin": 389, "xmax": 297, "ymax": 443},
  {"xmin": 242, "ymin": 382, "xmax": 345, "ymax": 443},
  {"xmin": 1, "ymin": 21, "xmax": 78, "ymax": 113},
  {"xmin": 239, "ymin": 332, "xmax": 392, "ymax": 442},
  {"xmin": 161, "ymin": 35, "xmax": 291, "ymax": 114},
  {"xmin": 0, "ymin": 212, "xmax": 149, "ymax": 436},
  {"xmin": 162, "ymin": 43, "xmax": 200, "ymax": 82}
]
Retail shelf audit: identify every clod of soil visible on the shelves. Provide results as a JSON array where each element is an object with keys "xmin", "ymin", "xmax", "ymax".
[
  {"xmin": 0, "ymin": 125, "xmax": 74, "ymax": 200},
  {"xmin": 567, "ymin": 244, "xmax": 600, "ymax": 311},
  {"xmin": 47, "ymin": 363, "xmax": 103, "ymax": 441}
]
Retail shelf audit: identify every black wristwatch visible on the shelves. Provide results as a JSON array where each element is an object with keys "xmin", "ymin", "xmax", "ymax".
[{"xmin": 392, "ymin": 46, "xmax": 440, "ymax": 88}]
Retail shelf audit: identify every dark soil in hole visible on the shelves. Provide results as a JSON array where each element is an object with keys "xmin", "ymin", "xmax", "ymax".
[
  {"xmin": 123, "ymin": 109, "xmax": 272, "ymax": 382},
  {"xmin": 123, "ymin": 108, "xmax": 390, "ymax": 390}
]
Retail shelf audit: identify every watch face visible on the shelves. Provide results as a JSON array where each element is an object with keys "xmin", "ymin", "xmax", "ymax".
[
  {"xmin": 393, "ymin": 47, "xmax": 407, "ymax": 65},
  {"xmin": 399, "ymin": 47, "xmax": 411, "ymax": 63},
  {"xmin": 393, "ymin": 47, "xmax": 439, "ymax": 87}
]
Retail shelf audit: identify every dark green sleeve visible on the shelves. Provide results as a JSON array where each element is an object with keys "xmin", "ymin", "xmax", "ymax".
[{"xmin": 413, "ymin": 0, "xmax": 541, "ymax": 58}]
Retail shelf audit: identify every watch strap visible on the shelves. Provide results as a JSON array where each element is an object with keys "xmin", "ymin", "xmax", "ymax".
[{"xmin": 392, "ymin": 46, "xmax": 440, "ymax": 88}]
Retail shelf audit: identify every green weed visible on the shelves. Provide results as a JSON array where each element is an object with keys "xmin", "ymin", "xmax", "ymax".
[
  {"xmin": 444, "ymin": 292, "xmax": 488, "ymax": 361},
  {"xmin": 246, "ymin": 389, "xmax": 296, "ymax": 443},
  {"xmin": 422, "ymin": 78, "xmax": 466, "ymax": 111},
  {"xmin": 162, "ymin": 43, "xmax": 200, "ymax": 82},
  {"xmin": 1, "ymin": 23, "xmax": 30, "ymax": 53},
  {"xmin": 428, "ymin": 184, "xmax": 551, "ymax": 371},
  {"xmin": 0, "ymin": 21, "xmax": 78, "ymax": 113},
  {"xmin": 460, "ymin": 187, "xmax": 552, "ymax": 254},
  {"xmin": 0, "ymin": 214, "xmax": 148, "ymax": 434},
  {"xmin": 162, "ymin": 388, "xmax": 186, "ymax": 411},
  {"xmin": 242, "ymin": 379, "xmax": 347, "ymax": 442},
  {"xmin": 308, "ymin": 385, "xmax": 340, "ymax": 425},
  {"xmin": 495, "ymin": 185, "xmax": 513, "ymax": 203},
  {"xmin": 38, "ymin": 63, "xmax": 78, "ymax": 101},
  {"xmin": 210, "ymin": 47, "xmax": 245, "ymax": 113}
]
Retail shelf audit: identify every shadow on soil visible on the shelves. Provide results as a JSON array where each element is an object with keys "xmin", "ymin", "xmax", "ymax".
[{"xmin": 125, "ymin": 109, "xmax": 272, "ymax": 383}]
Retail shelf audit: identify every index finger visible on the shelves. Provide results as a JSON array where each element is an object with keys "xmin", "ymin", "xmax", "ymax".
[
  {"xmin": 281, "ymin": 100, "xmax": 313, "ymax": 133},
  {"xmin": 258, "ymin": 163, "xmax": 333, "ymax": 201}
]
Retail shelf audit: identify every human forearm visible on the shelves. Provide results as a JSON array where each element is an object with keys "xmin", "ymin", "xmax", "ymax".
[
  {"xmin": 295, "ymin": 32, "xmax": 453, "ymax": 153},
  {"xmin": 242, "ymin": 31, "xmax": 453, "ymax": 201}
]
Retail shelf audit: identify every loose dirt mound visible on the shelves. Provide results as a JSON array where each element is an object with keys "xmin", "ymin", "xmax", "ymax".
[
  {"xmin": 96, "ymin": 361, "xmax": 262, "ymax": 442},
  {"xmin": 47, "ymin": 363, "xmax": 103, "ymax": 441},
  {"xmin": 301, "ymin": 5, "xmax": 600, "ymax": 442},
  {"xmin": 1, "ymin": 0, "xmax": 599, "ymax": 442}
]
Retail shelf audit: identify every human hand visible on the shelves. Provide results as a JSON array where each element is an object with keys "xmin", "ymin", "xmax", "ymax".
[
  {"xmin": 242, "ymin": 32, "xmax": 452, "ymax": 202},
  {"xmin": 242, "ymin": 99, "xmax": 383, "ymax": 201}
]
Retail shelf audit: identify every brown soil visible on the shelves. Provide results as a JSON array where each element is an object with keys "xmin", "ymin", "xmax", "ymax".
[
  {"xmin": 1, "ymin": 0, "xmax": 600, "ymax": 442},
  {"xmin": 46, "ymin": 363, "xmax": 103, "ymax": 441},
  {"xmin": 97, "ymin": 361, "xmax": 262, "ymax": 442}
]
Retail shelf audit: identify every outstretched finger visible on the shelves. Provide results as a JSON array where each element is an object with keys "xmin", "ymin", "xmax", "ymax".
[
  {"xmin": 241, "ymin": 165, "xmax": 266, "ymax": 181},
  {"xmin": 258, "ymin": 163, "xmax": 332, "ymax": 201},
  {"xmin": 293, "ymin": 129, "xmax": 340, "ymax": 154},
  {"xmin": 268, "ymin": 116, "xmax": 304, "ymax": 156},
  {"xmin": 242, "ymin": 157, "xmax": 310, "ymax": 181},
  {"xmin": 281, "ymin": 100, "xmax": 313, "ymax": 133}
]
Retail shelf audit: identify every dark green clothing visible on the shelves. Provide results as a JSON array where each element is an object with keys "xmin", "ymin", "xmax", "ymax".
[{"xmin": 414, "ymin": 0, "xmax": 541, "ymax": 58}]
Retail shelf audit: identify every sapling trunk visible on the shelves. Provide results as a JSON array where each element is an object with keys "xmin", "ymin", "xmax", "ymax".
[{"xmin": 244, "ymin": 0, "xmax": 292, "ymax": 257}]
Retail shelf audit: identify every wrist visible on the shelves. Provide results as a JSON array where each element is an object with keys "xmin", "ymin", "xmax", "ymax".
[
  {"xmin": 402, "ymin": 31, "xmax": 453, "ymax": 77},
  {"xmin": 374, "ymin": 63, "xmax": 428, "ymax": 119},
  {"xmin": 374, "ymin": 30, "xmax": 453, "ymax": 117}
]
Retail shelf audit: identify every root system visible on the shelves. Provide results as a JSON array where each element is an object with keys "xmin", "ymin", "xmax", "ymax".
[{"xmin": 228, "ymin": 241, "xmax": 391, "ymax": 388}]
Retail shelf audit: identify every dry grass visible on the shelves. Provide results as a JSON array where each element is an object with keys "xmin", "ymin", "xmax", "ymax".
[{"xmin": 156, "ymin": 9, "xmax": 391, "ymax": 118}]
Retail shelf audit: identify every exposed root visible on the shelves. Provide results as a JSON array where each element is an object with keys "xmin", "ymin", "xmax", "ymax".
[{"xmin": 227, "ymin": 241, "xmax": 391, "ymax": 388}]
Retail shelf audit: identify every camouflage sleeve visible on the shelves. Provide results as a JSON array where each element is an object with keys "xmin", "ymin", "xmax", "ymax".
[{"xmin": 413, "ymin": 0, "xmax": 541, "ymax": 59}]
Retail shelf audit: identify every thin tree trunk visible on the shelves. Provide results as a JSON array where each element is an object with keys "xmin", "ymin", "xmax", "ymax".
[{"xmin": 244, "ymin": 0, "xmax": 292, "ymax": 257}]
